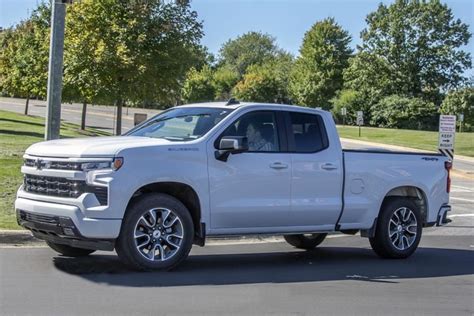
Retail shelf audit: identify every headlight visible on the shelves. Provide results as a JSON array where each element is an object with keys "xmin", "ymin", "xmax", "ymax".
[{"xmin": 81, "ymin": 157, "xmax": 124, "ymax": 171}]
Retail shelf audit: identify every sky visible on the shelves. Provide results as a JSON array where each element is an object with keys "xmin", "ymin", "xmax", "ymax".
[{"xmin": 1, "ymin": 0, "xmax": 473, "ymax": 61}]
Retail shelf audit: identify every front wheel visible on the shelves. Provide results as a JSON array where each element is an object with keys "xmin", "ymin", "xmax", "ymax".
[
  {"xmin": 115, "ymin": 193, "xmax": 194, "ymax": 271},
  {"xmin": 284, "ymin": 233, "xmax": 327, "ymax": 250},
  {"xmin": 46, "ymin": 241, "xmax": 95, "ymax": 257},
  {"xmin": 369, "ymin": 197, "xmax": 422, "ymax": 259}
]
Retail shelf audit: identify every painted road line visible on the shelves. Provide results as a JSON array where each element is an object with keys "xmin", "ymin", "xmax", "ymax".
[
  {"xmin": 450, "ymin": 197, "xmax": 474, "ymax": 203},
  {"xmin": 448, "ymin": 214, "xmax": 474, "ymax": 218},
  {"xmin": 451, "ymin": 185, "xmax": 473, "ymax": 191},
  {"xmin": 62, "ymin": 108, "xmax": 134, "ymax": 121},
  {"xmin": 0, "ymin": 100, "xmax": 25, "ymax": 106}
]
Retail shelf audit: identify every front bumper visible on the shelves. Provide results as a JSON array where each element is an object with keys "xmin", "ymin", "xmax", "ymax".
[
  {"xmin": 15, "ymin": 197, "xmax": 122, "ymax": 242},
  {"xmin": 17, "ymin": 210, "xmax": 115, "ymax": 251}
]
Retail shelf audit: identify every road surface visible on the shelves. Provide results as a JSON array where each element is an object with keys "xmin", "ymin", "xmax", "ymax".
[{"xmin": 1, "ymin": 177, "xmax": 473, "ymax": 315}]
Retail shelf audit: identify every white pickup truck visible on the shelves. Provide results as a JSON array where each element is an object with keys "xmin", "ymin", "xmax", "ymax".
[{"xmin": 16, "ymin": 101, "xmax": 452, "ymax": 270}]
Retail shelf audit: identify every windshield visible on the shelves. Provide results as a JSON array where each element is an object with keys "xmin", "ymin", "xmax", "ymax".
[{"xmin": 126, "ymin": 107, "xmax": 233, "ymax": 141}]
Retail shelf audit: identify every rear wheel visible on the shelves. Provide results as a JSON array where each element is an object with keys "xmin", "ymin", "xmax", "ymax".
[
  {"xmin": 369, "ymin": 197, "xmax": 422, "ymax": 259},
  {"xmin": 115, "ymin": 193, "xmax": 194, "ymax": 271},
  {"xmin": 46, "ymin": 241, "xmax": 95, "ymax": 257},
  {"xmin": 284, "ymin": 233, "xmax": 327, "ymax": 250}
]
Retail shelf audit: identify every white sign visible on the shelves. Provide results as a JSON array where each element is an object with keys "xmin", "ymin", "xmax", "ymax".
[
  {"xmin": 341, "ymin": 107, "xmax": 347, "ymax": 116},
  {"xmin": 438, "ymin": 132, "xmax": 455, "ymax": 150},
  {"xmin": 459, "ymin": 113, "xmax": 464, "ymax": 122},
  {"xmin": 438, "ymin": 115, "xmax": 456, "ymax": 151},
  {"xmin": 356, "ymin": 111, "xmax": 364, "ymax": 125},
  {"xmin": 439, "ymin": 115, "xmax": 456, "ymax": 133}
]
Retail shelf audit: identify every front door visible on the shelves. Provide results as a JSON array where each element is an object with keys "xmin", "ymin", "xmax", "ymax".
[{"xmin": 207, "ymin": 110, "xmax": 291, "ymax": 232}]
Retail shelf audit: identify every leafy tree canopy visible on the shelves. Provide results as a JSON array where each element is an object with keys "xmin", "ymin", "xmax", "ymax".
[
  {"xmin": 440, "ymin": 86, "xmax": 474, "ymax": 129},
  {"xmin": 233, "ymin": 53, "xmax": 293, "ymax": 103},
  {"xmin": 181, "ymin": 66, "xmax": 215, "ymax": 103},
  {"xmin": 345, "ymin": 0, "xmax": 472, "ymax": 105},
  {"xmin": 289, "ymin": 18, "xmax": 352, "ymax": 110},
  {"xmin": 218, "ymin": 31, "xmax": 283, "ymax": 77}
]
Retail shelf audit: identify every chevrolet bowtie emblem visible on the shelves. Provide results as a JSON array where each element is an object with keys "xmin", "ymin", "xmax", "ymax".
[{"xmin": 35, "ymin": 159, "xmax": 48, "ymax": 170}]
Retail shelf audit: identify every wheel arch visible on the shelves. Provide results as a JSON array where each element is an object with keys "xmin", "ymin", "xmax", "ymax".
[
  {"xmin": 382, "ymin": 185, "xmax": 429, "ymax": 223},
  {"xmin": 126, "ymin": 181, "xmax": 204, "ymax": 244},
  {"xmin": 362, "ymin": 185, "xmax": 429, "ymax": 238}
]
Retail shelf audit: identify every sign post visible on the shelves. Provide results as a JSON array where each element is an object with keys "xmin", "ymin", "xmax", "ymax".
[
  {"xmin": 356, "ymin": 111, "xmax": 364, "ymax": 137},
  {"xmin": 438, "ymin": 115, "xmax": 456, "ymax": 160},
  {"xmin": 341, "ymin": 107, "xmax": 347, "ymax": 126},
  {"xmin": 458, "ymin": 113, "xmax": 464, "ymax": 133}
]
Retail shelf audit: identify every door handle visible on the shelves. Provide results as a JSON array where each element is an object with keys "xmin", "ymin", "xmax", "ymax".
[
  {"xmin": 321, "ymin": 163, "xmax": 338, "ymax": 171},
  {"xmin": 269, "ymin": 162, "xmax": 288, "ymax": 170}
]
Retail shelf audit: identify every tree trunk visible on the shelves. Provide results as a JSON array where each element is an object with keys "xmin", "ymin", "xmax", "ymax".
[
  {"xmin": 24, "ymin": 95, "xmax": 30, "ymax": 115},
  {"xmin": 81, "ymin": 101, "xmax": 87, "ymax": 130},
  {"xmin": 115, "ymin": 98, "xmax": 123, "ymax": 135}
]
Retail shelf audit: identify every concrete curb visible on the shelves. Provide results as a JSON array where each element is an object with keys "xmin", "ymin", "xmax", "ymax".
[{"xmin": 0, "ymin": 230, "xmax": 44, "ymax": 247}]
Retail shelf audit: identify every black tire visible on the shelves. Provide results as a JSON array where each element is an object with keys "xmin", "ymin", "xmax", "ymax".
[
  {"xmin": 284, "ymin": 233, "xmax": 327, "ymax": 250},
  {"xmin": 115, "ymin": 193, "xmax": 194, "ymax": 271},
  {"xmin": 369, "ymin": 197, "xmax": 422, "ymax": 259},
  {"xmin": 46, "ymin": 241, "xmax": 95, "ymax": 257}
]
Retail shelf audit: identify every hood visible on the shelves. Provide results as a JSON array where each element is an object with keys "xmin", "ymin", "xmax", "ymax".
[{"xmin": 25, "ymin": 136, "xmax": 171, "ymax": 158}]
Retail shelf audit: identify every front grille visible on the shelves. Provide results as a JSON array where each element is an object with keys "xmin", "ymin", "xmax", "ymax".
[
  {"xmin": 24, "ymin": 174, "xmax": 83, "ymax": 198},
  {"xmin": 23, "ymin": 174, "xmax": 108, "ymax": 205},
  {"xmin": 24, "ymin": 158, "xmax": 82, "ymax": 170}
]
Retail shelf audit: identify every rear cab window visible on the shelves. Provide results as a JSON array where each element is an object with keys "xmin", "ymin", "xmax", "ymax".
[{"xmin": 287, "ymin": 112, "xmax": 329, "ymax": 153}]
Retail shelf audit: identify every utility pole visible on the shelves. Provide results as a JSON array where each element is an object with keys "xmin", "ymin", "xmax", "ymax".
[{"xmin": 45, "ymin": 0, "xmax": 67, "ymax": 140}]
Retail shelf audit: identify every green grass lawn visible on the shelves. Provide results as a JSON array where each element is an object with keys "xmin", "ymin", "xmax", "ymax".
[
  {"xmin": 0, "ymin": 110, "xmax": 109, "ymax": 229},
  {"xmin": 337, "ymin": 125, "xmax": 474, "ymax": 157}
]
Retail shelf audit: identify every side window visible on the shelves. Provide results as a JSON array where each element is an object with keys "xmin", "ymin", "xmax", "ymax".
[
  {"xmin": 288, "ymin": 112, "xmax": 328, "ymax": 153},
  {"xmin": 220, "ymin": 111, "xmax": 280, "ymax": 152}
]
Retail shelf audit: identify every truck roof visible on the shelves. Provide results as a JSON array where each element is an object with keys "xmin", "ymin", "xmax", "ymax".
[{"xmin": 176, "ymin": 101, "xmax": 327, "ymax": 114}]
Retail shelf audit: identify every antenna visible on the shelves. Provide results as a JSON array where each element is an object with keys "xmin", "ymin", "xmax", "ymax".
[{"xmin": 226, "ymin": 98, "xmax": 240, "ymax": 106}]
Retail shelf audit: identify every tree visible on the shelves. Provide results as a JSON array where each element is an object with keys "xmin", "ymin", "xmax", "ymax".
[
  {"xmin": 289, "ymin": 18, "xmax": 352, "ymax": 110},
  {"xmin": 65, "ymin": 0, "xmax": 203, "ymax": 135},
  {"xmin": 0, "ymin": 4, "xmax": 50, "ymax": 115},
  {"xmin": 440, "ymin": 87, "xmax": 474, "ymax": 131},
  {"xmin": 63, "ymin": 2, "xmax": 104, "ymax": 130},
  {"xmin": 233, "ymin": 53, "xmax": 293, "ymax": 103},
  {"xmin": 370, "ymin": 95, "xmax": 438, "ymax": 130},
  {"xmin": 345, "ymin": 0, "xmax": 472, "ymax": 105},
  {"xmin": 212, "ymin": 65, "xmax": 239, "ymax": 101},
  {"xmin": 218, "ymin": 31, "xmax": 282, "ymax": 77},
  {"xmin": 181, "ymin": 66, "xmax": 215, "ymax": 103}
]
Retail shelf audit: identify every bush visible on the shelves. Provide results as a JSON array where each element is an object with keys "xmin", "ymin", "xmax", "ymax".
[
  {"xmin": 370, "ymin": 95, "xmax": 438, "ymax": 130},
  {"xmin": 181, "ymin": 66, "xmax": 215, "ymax": 103},
  {"xmin": 331, "ymin": 89, "xmax": 370, "ymax": 125},
  {"xmin": 440, "ymin": 87, "xmax": 474, "ymax": 131}
]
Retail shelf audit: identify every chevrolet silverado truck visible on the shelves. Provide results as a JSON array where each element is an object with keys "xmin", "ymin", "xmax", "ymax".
[{"xmin": 16, "ymin": 101, "xmax": 452, "ymax": 270}]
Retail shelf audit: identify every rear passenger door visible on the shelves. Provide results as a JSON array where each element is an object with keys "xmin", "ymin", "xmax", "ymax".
[{"xmin": 286, "ymin": 111, "xmax": 343, "ymax": 229}]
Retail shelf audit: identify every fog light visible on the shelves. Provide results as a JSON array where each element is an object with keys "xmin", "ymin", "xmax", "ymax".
[{"xmin": 63, "ymin": 227, "xmax": 75, "ymax": 236}]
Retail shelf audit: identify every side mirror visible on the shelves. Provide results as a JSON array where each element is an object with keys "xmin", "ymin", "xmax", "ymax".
[{"xmin": 215, "ymin": 136, "xmax": 248, "ymax": 161}]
